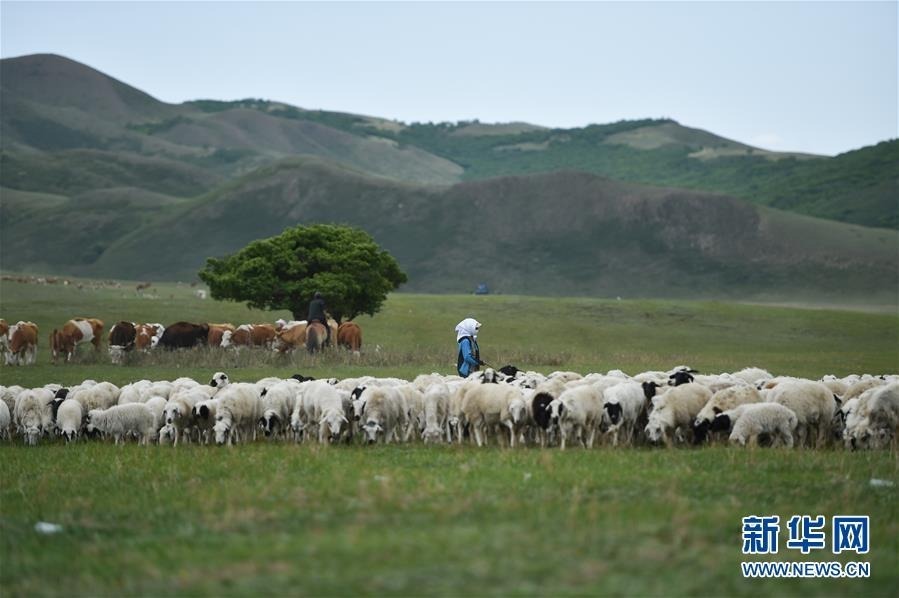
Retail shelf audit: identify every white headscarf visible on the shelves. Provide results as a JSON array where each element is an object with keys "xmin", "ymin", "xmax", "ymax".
[{"xmin": 455, "ymin": 318, "xmax": 481, "ymax": 341}]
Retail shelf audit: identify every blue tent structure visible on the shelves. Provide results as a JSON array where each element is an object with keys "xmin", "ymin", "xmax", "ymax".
[{"xmin": 474, "ymin": 283, "xmax": 490, "ymax": 295}]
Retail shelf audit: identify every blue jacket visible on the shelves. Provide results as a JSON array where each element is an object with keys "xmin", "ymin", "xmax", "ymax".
[{"xmin": 457, "ymin": 336, "xmax": 481, "ymax": 377}]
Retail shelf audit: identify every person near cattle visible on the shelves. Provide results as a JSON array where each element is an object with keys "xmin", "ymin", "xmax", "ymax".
[
  {"xmin": 307, "ymin": 291, "xmax": 331, "ymax": 345},
  {"xmin": 455, "ymin": 317, "xmax": 485, "ymax": 377}
]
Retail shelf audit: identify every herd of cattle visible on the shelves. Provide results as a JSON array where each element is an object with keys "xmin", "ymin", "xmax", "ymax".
[
  {"xmin": 0, "ymin": 318, "xmax": 363, "ymax": 365},
  {"xmin": 2, "ymin": 366, "xmax": 897, "ymax": 451}
]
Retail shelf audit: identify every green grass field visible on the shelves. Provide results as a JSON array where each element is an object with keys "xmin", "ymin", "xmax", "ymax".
[{"xmin": 1, "ymin": 278, "xmax": 897, "ymax": 595}]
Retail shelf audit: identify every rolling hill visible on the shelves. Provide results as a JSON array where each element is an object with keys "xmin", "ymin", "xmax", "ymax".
[
  {"xmin": 1, "ymin": 53, "xmax": 896, "ymax": 303},
  {"xmin": 3, "ymin": 157, "xmax": 895, "ymax": 303}
]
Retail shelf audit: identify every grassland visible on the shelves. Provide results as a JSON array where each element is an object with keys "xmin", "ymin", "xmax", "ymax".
[{"xmin": 1, "ymin": 279, "xmax": 897, "ymax": 596}]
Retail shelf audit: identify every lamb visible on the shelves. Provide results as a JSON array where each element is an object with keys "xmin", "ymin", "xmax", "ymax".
[
  {"xmin": 714, "ymin": 403, "xmax": 798, "ymax": 448},
  {"xmin": 360, "ymin": 386, "xmax": 404, "ymax": 444},
  {"xmin": 214, "ymin": 383, "xmax": 263, "ymax": 445},
  {"xmin": 86, "ymin": 403, "xmax": 156, "ymax": 445},
  {"xmin": 421, "ymin": 382, "xmax": 450, "ymax": 444},
  {"xmin": 55, "ymin": 399, "xmax": 84, "ymax": 443},
  {"xmin": 768, "ymin": 380, "xmax": 836, "ymax": 448},
  {"xmin": 460, "ymin": 383, "xmax": 521, "ymax": 447},
  {"xmin": 644, "ymin": 383, "xmax": 712, "ymax": 446},
  {"xmin": 550, "ymin": 384, "xmax": 603, "ymax": 449},
  {"xmin": 601, "ymin": 381, "xmax": 647, "ymax": 447},
  {"xmin": 693, "ymin": 385, "xmax": 763, "ymax": 444}
]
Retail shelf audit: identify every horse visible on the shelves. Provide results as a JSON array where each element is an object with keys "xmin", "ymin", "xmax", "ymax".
[
  {"xmin": 305, "ymin": 321, "xmax": 328, "ymax": 354},
  {"xmin": 337, "ymin": 322, "xmax": 362, "ymax": 352}
]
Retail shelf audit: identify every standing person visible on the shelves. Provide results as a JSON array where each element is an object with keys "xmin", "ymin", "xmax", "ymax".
[
  {"xmin": 307, "ymin": 291, "xmax": 331, "ymax": 346},
  {"xmin": 455, "ymin": 317, "xmax": 484, "ymax": 377}
]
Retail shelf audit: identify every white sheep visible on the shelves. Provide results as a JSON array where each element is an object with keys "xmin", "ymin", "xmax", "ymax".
[
  {"xmin": 14, "ymin": 388, "xmax": 54, "ymax": 444},
  {"xmin": 144, "ymin": 396, "xmax": 168, "ymax": 440},
  {"xmin": 396, "ymin": 384, "xmax": 425, "ymax": 442},
  {"xmin": 192, "ymin": 398, "xmax": 221, "ymax": 444},
  {"xmin": 55, "ymin": 399, "xmax": 84, "ymax": 443},
  {"xmin": 317, "ymin": 384, "xmax": 348, "ymax": 444},
  {"xmin": 0, "ymin": 399, "xmax": 10, "ymax": 440},
  {"xmin": 693, "ymin": 385, "xmax": 763, "ymax": 444},
  {"xmin": 461, "ymin": 383, "xmax": 520, "ymax": 447},
  {"xmin": 214, "ymin": 383, "xmax": 263, "ymax": 445},
  {"xmin": 768, "ymin": 380, "xmax": 836, "ymax": 448},
  {"xmin": 844, "ymin": 383, "xmax": 899, "ymax": 450},
  {"xmin": 86, "ymin": 403, "xmax": 156, "ymax": 445},
  {"xmin": 644, "ymin": 383, "xmax": 712, "ymax": 446},
  {"xmin": 601, "ymin": 381, "xmax": 647, "ymax": 447},
  {"xmin": 421, "ymin": 382, "xmax": 450, "ymax": 444},
  {"xmin": 70, "ymin": 383, "xmax": 119, "ymax": 414},
  {"xmin": 551, "ymin": 384, "xmax": 603, "ymax": 449},
  {"xmin": 259, "ymin": 381, "xmax": 296, "ymax": 440},
  {"xmin": 719, "ymin": 403, "xmax": 798, "ymax": 448},
  {"xmin": 360, "ymin": 386, "xmax": 404, "ymax": 444}
]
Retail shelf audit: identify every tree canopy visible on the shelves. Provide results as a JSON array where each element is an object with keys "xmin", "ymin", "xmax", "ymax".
[{"xmin": 198, "ymin": 224, "xmax": 407, "ymax": 321}]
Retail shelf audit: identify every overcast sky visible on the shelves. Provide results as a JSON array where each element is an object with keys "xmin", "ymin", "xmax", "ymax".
[{"xmin": 2, "ymin": 1, "xmax": 896, "ymax": 156}]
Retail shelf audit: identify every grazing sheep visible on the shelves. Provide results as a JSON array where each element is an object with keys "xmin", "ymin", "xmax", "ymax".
[
  {"xmin": 258, "ymin": 382, "xmax": 296, "ymax": 440},
  {"xmin": 144, "ymin": 396, "xmax": 167, "ymax": 440},
  {"xmin": 0, "ymin": 399, "xmax": 10, "ymax": 440},
  {"xmin": 316, "ymin": 384, "xmax": 349, "ymax": 444},
  {"xmin": 421, "ymin": 382, "xmax": 450, "ymax": 444},
  {"xmin": 731, "ymin": 367, "xmax": 773, "ymax": 387},
  {"xmin": 0, "ymin": 385, "xmax": 24, "ymax": 421},
  {"xmin": 360, "ymin": 386, "xmax": 404, "ymax": 444},
  {"xmin": 192, "ymin": 398, "xmax": 221, "ymax": 444},
  {"xmin": 396, "ymin": 385, "xmax": 425, "ymax": 441},
  {"xmin": 86, "ymin": 403, "xmax": 156, "ymax": 445},
  {"xmin": 602, "ymin": 382, "xmax": 647, "ymax": 447},
  {"xmin": 644, "ymin": 383, "xmax": 712, "ymax": 446},
  {"xmin": 214, "ymin": 384, "xmax": 263, "ymax": 445},
  {"xmin": 14, "ymin": 388, "xmax": 54, "ymax": 444},
  {"xmin": 693, "ymin": 385, "xmax": 763, "ymax": 444},
  {"xmin": 715, "ymin": 403, "xmax": 798, "ymax": 448},
  {"xmin": 845, "ymin": 383, "xmax": 899, "ymax": 450},
  {"xmin": 70, "ymin": 383, "xmax": 119, "ymax": 414},
  {"xmin": 461, "ymin": 383, "xmax": 520, "ymax": 447},
  {"xmin": 550, "ymin": 384, "xmax": 603, "ymax": 449},
  {"xmin": 768, "ymin": 380, "xmax": 836, "ymax": 448},
  {"xmin": 209, "ymin": 371, "xmax": 230, "ymax": 391},
  {"xmin": 55, "ymin": 399, "xmax": 83, "ymax": 443}
]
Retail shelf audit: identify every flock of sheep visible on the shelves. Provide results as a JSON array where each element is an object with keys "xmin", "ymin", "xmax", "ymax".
[{"xmin": 2, "ymin": 365, "xmax": 897, "ymax": 450}]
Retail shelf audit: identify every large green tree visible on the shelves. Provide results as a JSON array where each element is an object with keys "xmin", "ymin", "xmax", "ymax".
[{"xmin": 198, "ymin": 224, "xmax": 407, "ymax": 322}]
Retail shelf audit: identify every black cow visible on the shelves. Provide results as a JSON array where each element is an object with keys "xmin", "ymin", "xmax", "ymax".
[
  {"xmin": 108, "ymin": 321, "xmax": 137, "ymax": 350},
  {"xmin": 157, "ymin": 322, "xmax": 209, "ymax": 349}
]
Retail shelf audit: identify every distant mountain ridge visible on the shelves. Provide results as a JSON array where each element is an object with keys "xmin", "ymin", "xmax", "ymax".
[{"xmin": 1, "ymin": 53, "xmax": 896, "ymax": 303}]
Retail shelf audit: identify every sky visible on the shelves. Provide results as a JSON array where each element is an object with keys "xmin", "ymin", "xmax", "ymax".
[{"xmin": 1, "ymin": 1, "xmax": 896, "ymax": 156}]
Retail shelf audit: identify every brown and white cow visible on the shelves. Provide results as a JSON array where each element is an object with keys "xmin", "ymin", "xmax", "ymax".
[
  {"xmin": 207, "ymin": 323, "xmax": 236, "ymax": 347},
  {"xmin": 272, "ymin": 321, "xmax": 308, "ymax": 353},
  {"xmin": 51, "ymin": 318, "xmax": 104, "ymax": 362},
  {"xmin": 134, "ymin": 323, "xmax": 165, "ymax": 351},
  {"xmin": 107, "ymin": 321, "xmax": 137, "ymax": 364},
  {"xmin": 7, "ymin": 321, "xmax": 38, "ymax": 365},
  {"xmin": 221, "ymin": 324, "xmax": 277, "ymax": 349}
]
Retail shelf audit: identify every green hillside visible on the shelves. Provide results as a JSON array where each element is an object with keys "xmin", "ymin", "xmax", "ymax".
[{"xmin": 3, "ymin": 158, "xmax": 894, "ymax": 304}]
